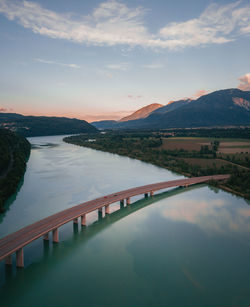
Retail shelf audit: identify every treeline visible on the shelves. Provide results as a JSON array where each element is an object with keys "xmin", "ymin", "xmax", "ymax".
[
  {"xmin": 64, "ymin": 133, "xmax": 250, "ymax": 199},
  {"xmin": 169, "ymin": 127, "xmax": 250, "ymax": 139},
  {"xmin": 100, "ymin": 127, "xmax": 250, "ymax": 139},
  {"xmin": 0, "ymin": 129, "xmax": 31, "ymax": 212}
]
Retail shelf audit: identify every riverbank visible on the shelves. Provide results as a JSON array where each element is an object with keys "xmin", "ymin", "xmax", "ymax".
[
  {"xmin": 64, "ymin": 132, "xmax": 250, "ymax": 199},
  {"xmin": 0, "ymin": 129, "xmax": 31, "ymax": 212}
]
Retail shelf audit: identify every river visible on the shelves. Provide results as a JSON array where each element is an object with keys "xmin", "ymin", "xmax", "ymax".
[{"xmin": 0, "ymin": 135, "xmax": 249, "ymax": 307}]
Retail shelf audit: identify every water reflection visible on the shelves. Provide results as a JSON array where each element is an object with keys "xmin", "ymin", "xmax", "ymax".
[
  {"xmin": 0, "ymin": 185, "xmax": 195, "ymax": 286},
  {"xmin": 160, "ymin": 188, "xmax": 250, "ymax": 239}
]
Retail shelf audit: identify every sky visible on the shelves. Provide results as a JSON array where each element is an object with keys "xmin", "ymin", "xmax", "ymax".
[{"xmin": 0, "ymin": 0, "xmax": 250, "ymax": 122}]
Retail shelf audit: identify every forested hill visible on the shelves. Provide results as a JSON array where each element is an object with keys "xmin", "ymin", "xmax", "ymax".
[
  {"xmin": 0, "ymin": 113, "xmax": 98, "ymax": 137},
  {"xmin": 0, "ymin": 129, "xmax": 31, "ymax": 212}
]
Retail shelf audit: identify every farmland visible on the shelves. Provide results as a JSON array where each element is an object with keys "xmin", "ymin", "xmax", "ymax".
[{"xmin": 161, "ymin": 137, "xmax": 250, "ymax": 153}]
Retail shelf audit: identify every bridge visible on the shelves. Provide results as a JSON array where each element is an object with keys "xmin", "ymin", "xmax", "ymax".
[{"xmin": 0, "ymin": 174, "xmax": 230, "ymax": 267}]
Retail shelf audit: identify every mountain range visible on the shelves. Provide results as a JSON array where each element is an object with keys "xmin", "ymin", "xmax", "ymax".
[
  {"xmin": 92, "ymin": 89, "xmax": 250, "ymax": 130},
  {"xmin": 0, "ymin": 114, "xmax": 97, "ymax": 137}
]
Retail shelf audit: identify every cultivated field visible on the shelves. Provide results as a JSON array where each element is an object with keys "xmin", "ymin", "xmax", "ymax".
[
  {"xmin": 161, "ymin": 137, "xmax": 211, "ymax": 151},
  {"xmin": 161, "ymin": 137, "xmax": 250, "ymax": 153},
  {"xmin": 218, "ymin": 142, "xmax": 250, "ymax": 153}
]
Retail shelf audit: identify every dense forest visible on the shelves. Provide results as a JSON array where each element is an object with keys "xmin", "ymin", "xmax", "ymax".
[
  {"xmin": 0, "ymin": 129, "xmax": 31, "ymax": 212},
  {"xmin": 164, "ymin": 127, "xmax": 250, "ymax": 139},
  {"xmin": 64, "ymin": 130, "xmax": 250, "ymax": 199}
]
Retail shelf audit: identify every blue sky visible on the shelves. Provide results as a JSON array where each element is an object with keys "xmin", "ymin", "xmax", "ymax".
[{"xmin": 0, "ymin": 0, "xmax": 250, "ymax": 121}]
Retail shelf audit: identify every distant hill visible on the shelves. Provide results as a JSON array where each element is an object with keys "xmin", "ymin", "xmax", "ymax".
[
  {"xmin": 91, "ymin": 120, "xmax": 118, "ymax": 130},
  {"xmin": 119, "ymin": 103, "xmax": 163, "ymax": 122},
  {"xmin": 92, "ymin": 89, "xmax": 250, "ymax": 130},
  {"xmin": 0, "ymin": 113, "xmax": 98, "ymax": 137}
]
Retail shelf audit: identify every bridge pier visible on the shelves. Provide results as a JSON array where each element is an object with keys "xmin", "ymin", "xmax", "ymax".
[
  {"xmin": 43, "ymin": 233, "xmax": 49, "ymax": 241},
  {"xmin": 81, "ymin": 214, "xmax": 86, "ymax": 226},
  {"xmin": 120, "ymin": 200, "xmax": 124, "ymax": 208},
  {"xmin": 73, "ymin": 218, "xmax": 78, "ymax": 224},
  {"xmin": 98, "ymin": 208, "xmax": 103, "ymax": 219},
  {"xmin": 144, "ymin": 193, "xmax": 148, "ymax": 198},
  {"xmin": 16, "ymin": 248, "xmax": 24, "ymax": 268},
  {"xmin": 126, "ymin": 197, "xmax": 130, "ymax": 205},
  {"xmin": 53, "ymin": 228, "xmax": 59, "ymax": 243},
  {"xmin": 150, "ymin": 191, "xmax": 154, "ymax": 197},
  {"xmin": 5, "ymin": 255, "xmax": 12, "ymax": 266},
  {"xmin": 105, "ymin": 205, "xmax": 110, "ymax": 215}
]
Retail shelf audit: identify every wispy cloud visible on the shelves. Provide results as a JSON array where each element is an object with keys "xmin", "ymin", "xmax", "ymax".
[
  {"xmin": 34, "ymin": 58, "xmax": 81, "ymax": 69},
  {"xmin": 106, "ymin": 62, "xmax": 130, "ymax": 71},
  {"xmin": 127, "ymin": 94, "xmax": 142, "ymax": 99},
  {"xmin": 192, "ymin": 89, "xmax": 208, "ymax": 99},
  {"xmin": 0, "ymin": 106, "xmax": 13, "ymax": 112},
  {"xmin": 143, "ymin": 63, "xmax": 165, "ymax": 69},
  {"xmin": 0, "ymin": 1, "xmax": 250, "ymax": 49},
  {"xmin": 238, "ymin": 73, "xmax": 250, "ymax": 91},
  {"xmin": 96, "ymin": 69, "xmax": 113, "ymax": 78}
]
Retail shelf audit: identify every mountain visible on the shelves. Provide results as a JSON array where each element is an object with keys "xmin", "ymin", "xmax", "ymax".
[
  {"xmin": 92, "ymin": 103, "xmax": 163, "ymax": 129},
  {"xmin": 0, "ymin": 113, "xmax": 98, "ymax": 136},
  {"xmin": 142, "ymin": 88, "xmax": 250, "ymax": 129},
  {"xmin": 92, "ymin": 88, "xmax": 250, "ymax": 130},
  {"xmin": 119, "ymin": 103, "xmax": 163, "ymax": 122},
  {"xmin": 151, "ymin": 99, "xmax": 191, "ymax": 115}
]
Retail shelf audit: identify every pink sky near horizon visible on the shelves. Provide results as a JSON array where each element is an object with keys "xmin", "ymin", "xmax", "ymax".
[
  {"xmin": 1, "ymin": 73, "xmax": 249, "ymax": 122},
  {"xmin": 0, "ymin": 89, "xmax": 207, "ymax": 122}
]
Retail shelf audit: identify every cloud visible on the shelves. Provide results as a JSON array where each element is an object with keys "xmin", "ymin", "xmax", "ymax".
[
  {"xmin": 238, "ymin": 73, "xmax": 250, "ymax": 91},
  {"xmin": 0, "ymin": 1, "xmax": 250, "ymax": 49},
  {"xmin": 34, "ymin": 58, "xmax": 80, "ymax": 69},
  {"xmin": 106, "ymin": 62, "xmax": 130, "ymax": 71},
  {"xmin": 0, "ymin": 107, "xmax": 7, "ymax": 112},
  {"xmin": 127, "ymin": 94, "xmax": 142, "ymax": 99},
  {"xmin": 96, "ymin": 69, "xmax": 113, "ymax": 78},
  {"xmin": 192, "ymin": 89, "xmax": 208, "ymax": 99},
  {"xmin": 143, "ymin": 63, "xmax": 165, "ymax": 69}
]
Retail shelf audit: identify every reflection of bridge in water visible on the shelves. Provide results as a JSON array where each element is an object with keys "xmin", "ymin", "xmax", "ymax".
[{"xmin": 0, "ymin": 175, "xmax": 229, "ymax": 267}]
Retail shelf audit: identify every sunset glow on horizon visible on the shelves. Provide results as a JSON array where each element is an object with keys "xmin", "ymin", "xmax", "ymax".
[{"xmin": 0, "ymin": 0, "xmax": 250, "ymax": 122}]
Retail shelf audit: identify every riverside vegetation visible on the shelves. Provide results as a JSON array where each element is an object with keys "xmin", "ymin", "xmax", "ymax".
[
  {"xmin": 0, "ymin": 129, "xmax": 31, "ymax": 212},
  {"xmin": 64, "ymin": 129, "xmax": 250, "ymax": 199}
]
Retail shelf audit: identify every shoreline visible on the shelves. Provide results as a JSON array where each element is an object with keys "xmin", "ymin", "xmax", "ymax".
[{"xmin": 63, "ymin": 137, "xmax": 249, "ymax": 200}]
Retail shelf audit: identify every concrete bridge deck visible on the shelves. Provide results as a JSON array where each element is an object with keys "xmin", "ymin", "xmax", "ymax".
[{"xmin": 0, "ymin": 174, "xmax": 230, "ymax": 267}]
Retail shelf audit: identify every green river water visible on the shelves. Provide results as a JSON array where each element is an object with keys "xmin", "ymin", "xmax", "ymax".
[{"xmin": 0, "ymin": 135, "xmax": 249, "ymax": 307}]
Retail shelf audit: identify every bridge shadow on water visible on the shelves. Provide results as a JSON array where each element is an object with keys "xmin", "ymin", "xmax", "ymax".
[{"xmin": 1, "ymin": 184, "xmax": 205, "ymax": 287}]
